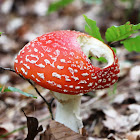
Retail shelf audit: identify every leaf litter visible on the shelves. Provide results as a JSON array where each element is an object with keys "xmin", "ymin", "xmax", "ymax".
[{"xmin": 0, "ymin": 0, "xmax": 140, "ymax": 139}]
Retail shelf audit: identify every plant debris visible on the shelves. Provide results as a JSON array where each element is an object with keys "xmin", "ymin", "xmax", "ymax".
[{"xmin": 0, "ymin": 0, "xmax": 140, "ymax": 139}]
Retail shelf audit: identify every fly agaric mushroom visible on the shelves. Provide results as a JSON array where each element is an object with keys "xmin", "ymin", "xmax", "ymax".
[{"xmin": 14, "ymin": 30, "xmax": 119, "ymax": 133}]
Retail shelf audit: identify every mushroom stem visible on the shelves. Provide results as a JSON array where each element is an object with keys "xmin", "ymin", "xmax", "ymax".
[{"xmin": 52, "ymin": 92, "xmax": 83, "ymax": 133}]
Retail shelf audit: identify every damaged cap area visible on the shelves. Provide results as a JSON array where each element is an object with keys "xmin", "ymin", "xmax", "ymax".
[{"xmin": 14, "ymin": 30, "xmax": 120, "ymax": 95}]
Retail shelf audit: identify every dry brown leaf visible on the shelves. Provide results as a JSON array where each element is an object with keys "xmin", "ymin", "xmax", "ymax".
[
  {"xmin": 126, "ymin": 131, "xmax": 140, "ymax": 140},
  {"xmin": 23, "ymin": 110, "xmax": 43, "ymax": 140},
  {"xmin": 0, "ymin": 127, "xmax": 9, "ymax": 138},
  {"xmin": 40, "ymin": 120, "xmax": 87, "ymax": 140},
  {"xmin": 103, "ymin": 107, "xmax": 140, "ymax": 133}
]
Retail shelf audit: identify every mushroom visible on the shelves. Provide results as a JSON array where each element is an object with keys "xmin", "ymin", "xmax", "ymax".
[{"xmin": 14, "ymin": 30, "xmax": 120, "ymax": 133}]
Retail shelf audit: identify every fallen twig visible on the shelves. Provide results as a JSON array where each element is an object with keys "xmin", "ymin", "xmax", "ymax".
[{"xmin": 0, "ymin": 66, "xmax": 54, "ymax": 120}]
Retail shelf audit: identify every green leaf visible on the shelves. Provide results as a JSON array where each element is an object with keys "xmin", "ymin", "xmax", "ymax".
[
  {"xmin": 111, "ymin": 47, "xmax": 117, "ymax": 53},
  {"xmin": 48, "ymin": 0, "xmax": 74, "ymax": 13},
  {"xmin": 120, "ymin": 0, "xmax": 130, "ymax": 2},
  {"xmin": 108, "ymin": 82, "xmax": 117, "ymax": 95},
  {"xmin": 91, "ymin": 56, "xmax": 107, "ymax": 63},
  {"xmin": 132, "ymin": 23, "xmax": 140, "ymax": 30},
  {"xmin": 105, "ymin": 22, "xmax": 140, "ymax": 42},
  {"xmin": 90, "ymin": 47, "xmax": 117, "ymax": 62},
  {"xmin": 84, "ymin": 15, "xmax": 104, "ymax": 42},
  {"xmin": 0, "ymin": 86, "xmax": 37, "ymax": 99},
  {"xmin": 121, "ymin": 36, "xmax": 140, "ymax": 52},
  {"xmin": 0, "ymin": 87, "xmax": 11, "ymax": 92},
  {"xmin": 82, "ymin": 0, "xmax": 103, "ymax": 4}
]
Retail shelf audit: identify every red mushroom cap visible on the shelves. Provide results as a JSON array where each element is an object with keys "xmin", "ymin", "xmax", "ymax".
[{"xmin": 14, "ymin": 30, "xmax": 119, "ymax": 95}]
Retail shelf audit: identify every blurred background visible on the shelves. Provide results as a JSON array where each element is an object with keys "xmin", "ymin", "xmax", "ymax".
[{"xmin": 0, "ymin": 0, "xmax": 140, "ymax": 139}]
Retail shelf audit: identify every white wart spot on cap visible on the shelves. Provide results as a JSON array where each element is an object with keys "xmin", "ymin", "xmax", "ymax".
[
  {"xmin": 15, "ymin": 59, "xmax": 18, "ymax": 63},
  {"xmin": 91, "ymin": 76, "xmax": 97, "ymax": 79},
  {"xmin": 91, "ymin": 73, "xmax": 95, "ymax": 76},
  {"xmin": 106, "ymin": 83, "xmax": 111, "ymax": 86},
  {"xmin": 71, "ymin": 64, "xmax": 77, "ymax": 67},
  {"xmin": 40, "ymin": 53, "xmax": 44, "ymax": 57},
  {"xmin": 62, "ymin": 47, "xmax": 68, "ymax": 50},
  {"xmin": 78, "ymin": 80, "xmax": 87, "ymax": 84},
  {"xmin": 70, "ymin": 52, "xmax": 74, "ymax": 56},
  {"xmin": 71, "ymin": 76, "xmax": 79, "ymax": 81},
  {"xmin": 102, "ymin": 79, "xmax": 106, "ymax": 83},
  {"xmin": 44, "ymin": 59, "xmax": 54, "ymax": 67},
  {"xmin": 34, "ymin": 48, "xmax": 38, "ymax": 52},
  {"xmin": 21, "ymin": 67, "xmax": 27, "ymax": 75},
  {"xmin": 31, "ymin": 74, "xmax": 35, "ymax": 78},
  {"xmin": 108, "ymin": 78, "xmax": 111, "ymax": 81},
  {"xmin": 112, "ymin": 74, "xmax": 116, "ymax": 77},
  {"xmin": 67, "ymin": 60, "xmax": 71, "ymax": 63},
  {"xmin": 23, "ymin": 64, "xmax": 30, "ymax": 69},
  {"xmin": 37, "ymin": 73, "xmax": 45, "ymax": 79},
  {"xmin": 112, "ymin": 79, "xmax": 116, "ymax": 83},
  {"xmin": 75, "ymin": 86, "xmax": 80, "ymax": 89},
  {"xmin": 95, "ymin": 83, "xmax": 98, "ymax": 86},
  {"xmin": 57, "ymin": 84, "xmax": 62, "ymax": 88},
  {"xmin": 57, "ymin": 65, "xmax": 64, "ymax": 70},
  {"xmin": 47, "ymin": 80, "xmax": 56, "ymax": 86},
  {"xmin": 35, "ymin": 63, "xmax": 45, "ymax": 68},
  {"xmin": 74, "ymin": 69, "xmax": 78, "ymax": 73},
  {"xmin": 97, "ymin": 85, "xmax": 102, "ymax": 89},
  {"xmin": 52, "ymin": 72, "xmax": 61, "ymax": 79},
  {"xmin": 46, "ymin": 40, "xmax": 52, "ymax": 44},
  {"xmin": 69, "ymin": 85, "xmax": 73, "ymax": 88},
  {"xmin": 60, "ymin": 59, "xmax": 66, "ymax": 63},
  {"xmin": 15, "ymin": 67, "xmax": 19, "ymax": 72},
  {"xmin": 26, "ymin": 54, "xmax": 39, "ymax": 64},
  {"xmin": 81, "ymin": 73, "xmax": 89, "ymax": 76},
  {"xmin": 88, "ymin": 82, "xmax": 93, "ymax": 87},
  {"xmin": 68, "ymin": 67, "xmax": 74, "ymax": 74},
  {"xmin": 63, "ymin": 89, "xmax": 68, "ymax": 92},
  {"xmin": 43, "ymin": 47, "xmax": 52, "ymax": 53},
  {"xmin": 62, "ymin": 75, "xmax": 71, "ymax": 81},
  {"xmin": 98, "ymin": 79, "xmax": 102, "ymax": 83},
  {"xmin": 36, "ymin": 78, "xmax": 41, "ymax": 82},
  {"xmin": 54, "ymin": 49, "xmax": 60, "ymax": 56},
  {"xmin": 65, "ymin": 78, "xmax": 71, "ymax": 81},
  {"xmin": 50, "ymin": 57, "xmax": 57, "ymax": 61}
]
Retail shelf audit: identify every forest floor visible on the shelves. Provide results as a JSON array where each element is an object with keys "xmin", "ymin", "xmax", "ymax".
[{"xmin": 0, "ymin": 0, "xmax": 140, "ymax": 139}]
